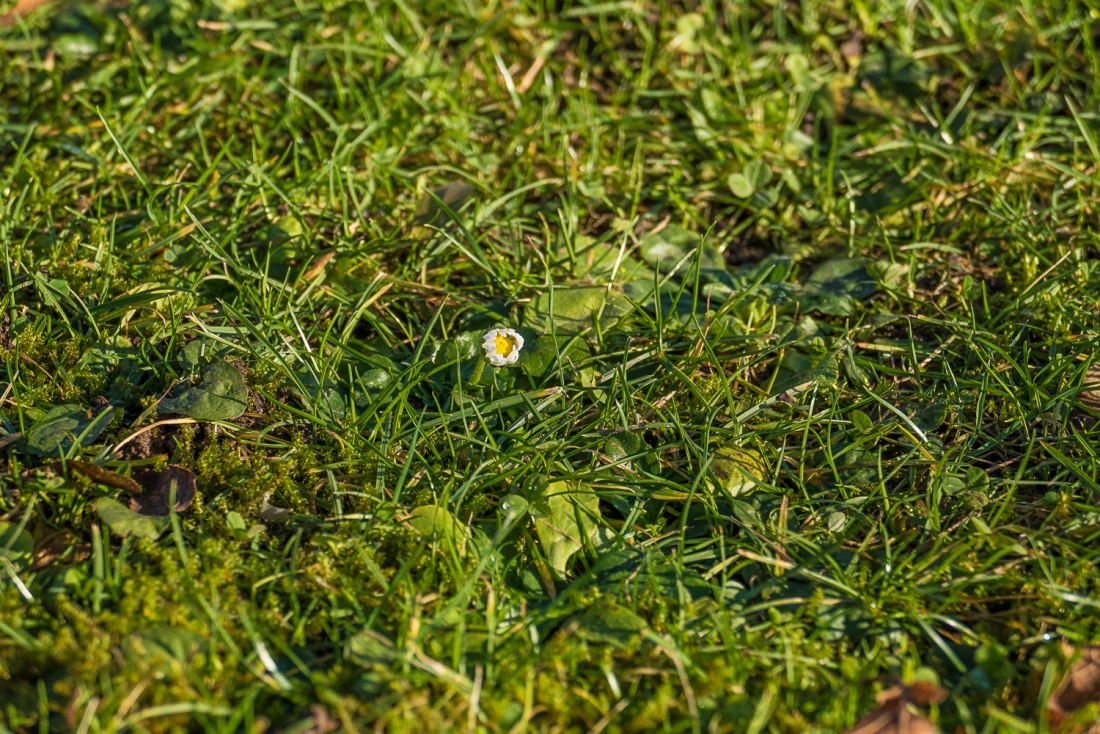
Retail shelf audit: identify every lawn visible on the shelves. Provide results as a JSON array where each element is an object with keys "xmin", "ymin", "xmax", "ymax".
[{"xmin": 2, "ymin": 0, "xmax": 1100, "ymax": 731}]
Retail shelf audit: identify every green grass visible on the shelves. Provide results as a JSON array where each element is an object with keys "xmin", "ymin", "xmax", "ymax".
[{"xmin": 3, "ymin": 0, "xmax": 1100, "ymax": 731}]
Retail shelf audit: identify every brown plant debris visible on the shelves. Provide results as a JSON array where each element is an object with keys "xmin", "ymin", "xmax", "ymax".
[
  {"xmin": 842, "ymin": 682, "xmax": 947, "ymax": 734},
  {"xmin": 129, "ymin": 465, "xmax": 198, "ymax": 516},
  {"xmin": 31, "ymin": 522, "xmax": 90, "ymax": 571},
  {"xmin": 0, "ymin": 0, "xmax": 54, "ymax": 26},
  {"xmin": 1050, "ymin": 643, "xmax": 1100, "ymax": 731},
  {"xmin": 1078, "ymin": 365, "xmax": 1100, "ymax": 412},
  {"xmin": 55, "ymin": 460, "xmax": 143, "ymax": 493}
]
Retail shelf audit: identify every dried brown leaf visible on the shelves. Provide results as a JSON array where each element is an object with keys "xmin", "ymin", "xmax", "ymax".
[
  {"xmin": 31, "ymin": 523, "xmax": 89, "ymax": 571},
  {"xmin": 55, "ymin": 460, "xmax": 143, "ymax": 493},
  {"xmin": 302, "ymin": 251, "xmax": 336, "ymax": 281},
  {"xmin": 1050, "ymin": 644, "xmax": 1100, "ymax": 729},
  {"xmin": 0, "ymin": 0, "xmax": 53, "ymax": 26},
  {"xmin": 843, "ymin": 684, "xmax": 944, "ymax": 734},
  {"xmin": 906, "ymin": 681, "xmax": 949, "ymax": 706},
  {"xmin": 129, "ymin": 465, "xmax": 197, "ymax": 516},
  {"xmin": 1079, "ymin": 366, "xmax": 1100, "ymax": 412},
  {"xmin": 840, "ymin": 30, "xmax": 864, "ymax": 66},
  {"xmin": 302, "ymin": 705, "xmax": 337, "ymax": 734}
]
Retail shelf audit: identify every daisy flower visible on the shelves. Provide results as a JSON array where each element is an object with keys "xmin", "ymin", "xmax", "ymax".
[{"xmin": 482, "ymin": 328, "xmax": 524, "ymax": 367}]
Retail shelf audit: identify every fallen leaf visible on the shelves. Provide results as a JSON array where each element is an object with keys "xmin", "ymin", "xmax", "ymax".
[
  {"xmin": 1050, "ymin": 644, "xmax": 1100, "ymax": 730},
  {"xmin": 302, "ymin": 250, "xmax": 336, "ymax": 281},
  {"xmin": 0, "ymin": 0, "xmax": 53, "ymax": 26},
  {"xmin": 259, "ymin": 493, "xmax": 292, "ymax": 522},
  {"xmin": 129, "ymin": 465, "xmax": 197, "ymax": 516},
  {"xmin": 54, "ymin": 460, "xmax": 142, "ymax": 493},
  {"xmin": 904, "ymin": 681, "xmax": 948, "ymax": 706},
  {"xmin": 31, "ymin": 523, "xmax": 90, "ymax": 571},
  {"xmin": 1077, "ymin": 365, "xmax": 1100, "ymax": 412},
  {"xmin": 842, "ymin": 684, "xmax": 944, "ymax": 734},
  {"xmin": 300, "ymin": 705, "xmax": 338, "ymax": 734},
  {"xmin": 841, "ymin": 30, "xmax": 865, "ymax": 66}
]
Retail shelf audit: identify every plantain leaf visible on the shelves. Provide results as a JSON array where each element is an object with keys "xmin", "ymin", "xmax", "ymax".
[
  {"xmin": 94, "ymin": 497, "xmax": 166, "ymax": 540},
  {"xmin": 800, "ymin": 258, "xmax": 878, "ymax": 316},
  {"xmin": 525, "ymin": 286, "xmax": 630, "ymax": 334},
  {"xmin": 575, "ymin": 602, "xmax": 648, "ymax": 649},
  {"xmin": 532, "ymin": 481, "xmax": 600, "ymax": 576},
  {"xmin": 24, "ymin": 404, "xmax": 114, "ymax": 457},
  {"xmin": 406, "ymin": 505, "xmax": 469, "ymax": 557},
  {"xmin": 160, "ymin": 361, "xmax": 247, "ymax": 421},
  {"xmin": 639, "ymin": 224, "xmax": 725, "ymax": 274}
]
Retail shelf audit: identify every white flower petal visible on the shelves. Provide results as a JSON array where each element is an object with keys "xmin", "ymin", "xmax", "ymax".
[{"xmin": 481, "ymin": 327, "xmax": 524, "ymax": 367}]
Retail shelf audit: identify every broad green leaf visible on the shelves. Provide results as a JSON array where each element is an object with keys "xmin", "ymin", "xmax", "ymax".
[
  {"xmin": 559, "ymin": 237, "xmax": 653, "ymax": 283},
  {"xmin": 909, "ymin": 400, "xmax": 947, "ymax": 433},
  {"xmin": 800, "ymin": 258, "xmax": 878, "ymax": 316},
  {"xmin": 786, "ymin": 52, "xmax": 816, "ymax": 91},
  {"xmin": 179, "ymin": 337, "xmax": 234, "ymax": 371},
  {"xmin": 520, "ymin": 334, "xmax": 589, "ymax": 377},
  {"xmin": 965, "ymin": 465, "xmax": 990, "ymax": 496},
  {"xmin": 499, "ymin": 494, "xmax": 529, "ymax": 519},
  {"xmin": 813, "ymin": 440, "xmax": 878, "ymax": 488},
  {"xmin": 774, "ymin": 352, "xmax": 840, "ymax": 396},
  {"xmin": 0, "ymin": 522, "xmax": 33, "ymax": 567},
  {"xmin": 84, "ymin": 336, "xmax": 136, "ymax": 368},
  {"xmin": 727, "ymin": 172, "xmax": 754, "ymax": 199},
  {"xmin": 575, "ymin": 603, "xmax": 647, "ymax": 649},
  {"xmin": 672, "ymin": 13, "xmax": 705, "ymax": 54},
  {"xmin": 850, "ymin": 409, "xmax": 873, "ymax": 434},
  {"xmin": 744, "ymin": 159, "xmax": 773, "ymax": 189},
  {"xmin": 772, "ymin": 351, "xmax": 839, "ymax": 394},
  {"xmin": 430, "ymin": 332, "xmax": 481, "ymax": 365},
  {"xmin": 532, "ymin": 481, "xmax": 600, "ymax": 576},
  {"xmin": 605, "ymin": 431, "xmax": 658, "ymax": 474},
  {"xmin": 94, "ymin": 497, "xmax": 166, "ymax": 540},
  {"xmin": 867, "ymin": 260, "xmax": 909, "ymax": 291},
  {"xmin": 24, "ymin": 404, "xmax": 114, "ymax": 457},
  {"xmin": 160, "ymin": 361, "xmax": 248, "ymax": 421},
  {"xmin": 709, "ymin": 446, "xmax": 769, "ymax": 497},
  {"xmin": 32, "ymin": 273, "xmax": 71, "ymax": 309},
  {"xmin": 226, "ymin": 510, "xmax": 265, "ymax": 541},
  {"xmin": 639, "ymin": 224, "xmax": 725, "ymax": 274},
  {"xmin": 525, "ymin": 286, "xmax": 630, "ymax": 334},
  {"xmin": 406, "ymin": 505, "xmax": 469, "ymax": 556}
]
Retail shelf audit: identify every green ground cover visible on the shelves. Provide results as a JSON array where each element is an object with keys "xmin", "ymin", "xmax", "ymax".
[{"xmin": 3, "ymin": 0, "xmax": 1100, "ymax": 731}]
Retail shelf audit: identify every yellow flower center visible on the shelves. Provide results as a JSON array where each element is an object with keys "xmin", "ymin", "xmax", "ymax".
[{"xmin": 494, "ymin": 333, "xmax": 516, "ymax": 357}]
